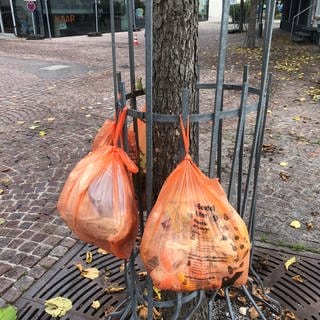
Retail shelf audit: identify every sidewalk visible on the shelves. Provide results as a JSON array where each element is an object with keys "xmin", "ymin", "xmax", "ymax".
[{"xmin": 0, "ymin": 21, "xmax": 319, "ymax": 309}]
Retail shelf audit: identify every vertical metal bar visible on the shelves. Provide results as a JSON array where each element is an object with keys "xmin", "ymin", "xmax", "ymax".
[
  {"xmin": 0, "ymin": 9, "xmax": 4, "ymax": 33},
  {"xmin": 237, "ymin": 66, "xmax": 249, "ymax": 214},
  {"xmin": 185, "ymin": 291, "xmax": 205, "ymax": 320},
  {"xmin": 94, "ymin": 0, "xmax": 99, "ymax": 33},
  {"xmin": 242, "ymin": 285, "xmax": 267, "ymax": 320},
  {"xmin": 44, "ymin": 0, "xmax": 52, "ymax": 39},
  {"xmin": 145, "ymin": 0, "xmax": 153, "ymax": 215},
  {"xmin": 209, "ymin": 0, "xmax": 230, "ymax": 178},
  {"xmin": 241, "ymin": 0, "xmax": 276, "ymax": 220},
  {"xmin": 216, "ymin": 87, "xmax": 224, "ymax": 181},
  {"xmin": 171, "ymin": 293, "xmax": 182, "ymax": 320},
  {"xmin": 110, "ymin": 0, "xmax": 118, "ymax": 109},
  {"xmin": 228, "ymin": 69, "xmax": 249, "ymax": 202},
  {"xmin": 119, "ymin": 82, "xmax": 129, "ymax": 151},
  {"xmin": 127, "ymin": 0, "xmax": 137, "ymax": 109},
  {"xmin": 225, "ymin": 287, "xmax": 236, "ymax": 320},
  {"xmin": 194, "ymin": 65, "xmax": 200, "ymax": 165},
  {"xmin": 9, "ymin": 0, "xmax": 17, "ymax": 36}
]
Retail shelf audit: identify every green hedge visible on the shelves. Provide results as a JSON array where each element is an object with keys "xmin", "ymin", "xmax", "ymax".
[{"xmin": 229, "ymin": 2, "xmax": 250, "ymax": 23}]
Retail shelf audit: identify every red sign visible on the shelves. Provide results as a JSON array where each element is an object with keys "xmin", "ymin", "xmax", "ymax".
[{"xmin": 26, "ymin": 1, "xmax": 36, "ymax": 12}]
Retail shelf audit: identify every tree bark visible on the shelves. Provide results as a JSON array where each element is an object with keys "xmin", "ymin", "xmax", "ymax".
[
  {"xmin": 246, "ymin": 0, "xmax": 259, "ymax": 48},
  {"xmin": 152, "ymin": 0, "xmax": 198, "ymax": 200}
]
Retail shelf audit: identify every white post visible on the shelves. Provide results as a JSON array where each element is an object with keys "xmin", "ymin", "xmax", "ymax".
[
  {"xmin": 9, "ymin": 0, "xmax": 17, "ymax": 35},
  {"xmin": 0, "ymin": 8, "xmax": 4, "ymax": 33},
  {"xmin": 31, "ymin": 12, "xmax": 36, "ymax": 35}
]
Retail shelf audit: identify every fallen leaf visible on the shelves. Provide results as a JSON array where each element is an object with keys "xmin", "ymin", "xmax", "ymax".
[
  {"xmin": 105, "ymin": 286, "xmax": 125, "ymax": 294},
  {"xmin": 284, "ymin": 310, "xmax": 296, "ymax": 320},
  {"xmin": 138, "ymin": 271, "xmax": 148, "ymax": 280},
  {"xmin": 306, "ymin": 222, "xmax": 313, "ymax": 230},
  {"xmin": 290, "ymin": 220, "xmax": 301, "ymax": 229},
  {"xmin": 91, "ymin": 300, "xmax": 100, "ymax": 309},
  {"xmin": 47, "ymin": 117, "xmax": 55, "ymax": 122},
  {"xmin": 119, "ymin": 263, "xmax": 125, "ymax": 272},
  {"xmin": 239, "ymin": 306, "xmax": 248, "ymax": 316},
  {"xmin": 97, "ymin": 248, "xmax": 108, "ymax": 255},
  {"xmin": 248, "ymin": 306, "xmax": 259, "ymax": 319},
  {"xmin": 0, "ymin": 218, "xmax": 5, "ymax": 225},
  {"xmin": 279, "ymin": 161, "xmax": 288, "ymax": 167},
  {"xmin": 0, "ymin": 178, "xmax": 11, "ymax": 187},
  {"xmin": 85, "ymin": 114, "xmax": 91, "ymax": 118},
  {"xmin": 292, "ymin": 116, "xmax": 300, "ymax": 121},
  {"xmin": 39, "ymin": 131, "xmax": 47, "ymax": 136},
  {"xmin": 153, "ymin": 286, "xmax": 161, "ymax": 300},
  {"xmin": 284, "ymin": 256, "xmax": 297, "ymax": 271},
  {"xmin": 0, "ymin": 189, "xmax": 4, "ymax": 195},
  {"xmin": 29, "ymin": 125, "xmax": 39, "ymax": 130},
  {"xmin": 86, "ymin": 251, "xmax": 93, "ymax": 263},
  {"xmin": 16, "ymin": 121, "xmax": 25, "ymax": 125},
  {"xmin": 0, "ymin": 305, "xmax": 17, "ymax": 320},
  {"xmin": 137, "ymin": 305, "xmax": 148, "ymax": 319},
  {"xmin": 76, "ymin": 264, "xmax": 99, "ymax": 280},
  {"xmin": 105, "ymin": 306, "xmax": 115, "ymax": 316},
  {"xmin": 44, "ymin": 297, "xmax": 72, "ymax": 317},
  {"xmin": 292, "ymin": 275, "xmax": 303, "ymax": 283},
  {"xmin": 279, "ymin": 172, "xmax": 290, "ymax": 181}
]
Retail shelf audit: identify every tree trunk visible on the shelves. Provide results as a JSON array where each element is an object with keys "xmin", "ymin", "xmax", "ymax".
[
  {"xmin": 239, "ymin": 0, "xmax": 245, "ymax": 32},
  {"xmin": 152, "ymin": 0, "xmax": 198, "ymax": 200},
  {"xmin": 246, "ymin": 0, "xmax": 259, "ymax": 48}
]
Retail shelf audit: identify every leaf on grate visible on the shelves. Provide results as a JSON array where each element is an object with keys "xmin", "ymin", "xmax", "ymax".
[
  {"xmin": 138, "ymin": 271, "xmax": 148, "ymax": 280},
  {"xmin": 153, "ymin": 286, "xmax": 161, "ymax": 300},
  {"xmin": 97, "ymin": 248, "xmax": 108, "ymax": 255},
  {"xmin": 237, "ymin": 295, "xmax": 247, "ymax": 305},
  {"xmin": 248, "ymin": 306, "xmax": 259, "ymax": 319},
  {"xmin": 105, "ymin": 306, "xmax": 115, "ymax": 316},
  {"xmin": 239, "ymin": 307, "xmax": 248, "ymax": 316},
  {"xmin": 137, "ymin": 305, "xmax": 148, "ymax": 320},
  {"xmin": 284, "ymin": 310, "xmax": 296, "ymax": 320},
  {"xmin": 279, "ymin": 172, "xmax": 290, "ymax": 181},
  {"xmin": 75, "ymin": 263, "xmax": 99, "ymax": 279},
  {"xmin": 91, "ymin": 300, "xmax": 101, "ymax": 309},
  {"xmin": 289, "ymin": 220, "xmax": 301, "ymax": 229},
  {"xmin": 0, "ymin": 305, "xmax": 17, "ymax": 320},
  {"xmin": 44, "ymin": 297, "xmax": 72, "ymax": 318},
  {"xmin": 105, "ymin": 286, "xmax": 125, "ymax": 294},
  {"xmin": 119, "ymin": 263, "xmax": 125, "ymax": 272},
  {"xmin": 292, "ymin": 275, "xmax": 303, "ymax": 283},
  {"xmin": 86, "ymin": 251, "xmax": 93, "ymax": 263},
  {"xmin": 284, "ymin": 256, "xmax": 296, "ymax": 271}
]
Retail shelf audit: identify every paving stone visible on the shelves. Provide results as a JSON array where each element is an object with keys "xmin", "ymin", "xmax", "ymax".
[
  {"xmin": 7, "ymin": 238, "xmax": 25, "ymax": 249},
  {"xmin": 13, "ymin": 275, "xmax": 34, "ymax": 291},
  {"xmin": 0, "ymin": 263, "xmax": 11, "ymax": 276},
  {"xmin": 4, "ymin": 266, "xmax": 28, "ymax": 280},
  {"xmin": 18, "ymin": 241, "xmax": 38, "ymax": 253},
  {"xmin": 1, "ymin": 286, "xmax": 22, "ymax": 303},
  {"xmin": 20, "ymin": 255, "xmax": 38, "ymax": 268},
  {"xmin": 50, "ymin": 245, "xmax": 69, "ymax": 257},
  {"xmin": 0, "ymin": 278, "xmax": 14, "ymax": 294},
  {"xmin": 38, "ymin": 256, "xmax": 59, "ymax": 269},
  {"xmin": 31, "ymin": 232, "xmax": 49, "ymax": 242},
  {"xmin": 59, "ymin": 237, "xmax": 78, "ymax": 248}
]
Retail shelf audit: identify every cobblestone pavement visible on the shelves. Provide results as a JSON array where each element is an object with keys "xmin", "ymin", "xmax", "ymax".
[{"xmin": 0, "ymin": 22, "xmax": 319, "ymax": 307}]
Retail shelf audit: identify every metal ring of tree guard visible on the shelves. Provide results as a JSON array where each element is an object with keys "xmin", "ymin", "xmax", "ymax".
[{"xmin": 16, "ymin": 242, "xmax": 320, "ymax": 319}]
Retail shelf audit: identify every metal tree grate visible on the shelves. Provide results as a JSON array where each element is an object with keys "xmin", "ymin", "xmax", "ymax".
[{"xmin": 16, "ymin": 242, "xmax": 320, "ymax": 319}]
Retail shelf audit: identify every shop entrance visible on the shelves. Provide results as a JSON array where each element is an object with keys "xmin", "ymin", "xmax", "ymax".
[{"xmin": 0, "ymin": 0, "xmax": 15, "ymax": 33}]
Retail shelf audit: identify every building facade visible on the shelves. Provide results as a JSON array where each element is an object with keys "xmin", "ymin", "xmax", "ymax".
[{"xmin": 0, "ymin": 0, "xmax": 214, "ymax": 38}]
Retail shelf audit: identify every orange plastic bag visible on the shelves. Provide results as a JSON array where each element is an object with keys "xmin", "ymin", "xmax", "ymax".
[
  {"xmin": 92, "ymin": 118, "xmax": 116, "ymax": 151},
  {"xmin": 58, "ymin": 108, "xmax": 139, "ymax": 259},
  {"xmin": 140, "ymin": 117, "xmax": 250, "ymax": 291}
]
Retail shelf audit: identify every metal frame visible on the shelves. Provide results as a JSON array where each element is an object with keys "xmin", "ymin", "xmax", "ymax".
[{"xmin": 107, "ymin": 0, "xmax": 280, "ymax": 319}]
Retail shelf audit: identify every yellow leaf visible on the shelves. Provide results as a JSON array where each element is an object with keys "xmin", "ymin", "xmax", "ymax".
[
  {"xmin": 97, "ymin": 248, "xmax": 108, "ymax": 255},
  {"xmin": 85, "ymin": 114, "xmax": 91, "ymax": 118},
  {"xmin": 0, "ymin": 218, "xmax": 6, "ymax": 225},
  {"xmin": 298, "ymin": 97, "xmax": 306, "ymax": 102},
  {"xmin": 292, "ymin": 275, "xmax": 303, "ymax": 283},
  {"xmin": 105, "ymin": 286, "xmax": 125, "ymax": 294},
  {"xmin": 91, "ymin": 300, "xmax": 100, "ymax": 309},
  {"xmin": 292, "ymin": 116, "xmax": 300, "ymax": 121},
  {"xmin": 39, "ymin": 131, "xmax": 47, "ymax": 136},
  {"xmin": 86, "ymin": 251, "xmax": 93, "ymax": 263},
  {"xmin": 76, "ymin": 264, "xmax": 99, "ymax": 280},
  {"xmin": 0, "ymin": 189, "xmax": 4, "ymax": 195},
  {"xmin": 29, "ymin": 125, "xmax": 39, "ymax": 130},
  {"xmin": 280, "ymin": 161, "xmax": 288, "ymax": 167},
  {"xmin": 47, "ymin": 117, "xmax": 55, "ymax": 122},
  {"xmin": 119, "ymin": 263, "xmax": 125, "ymax": 272},
  {"xmin": 289, "ymin": 220, "xmax": 301, "ymax": 229},
  {"xmin": 153, "ymin": 286, "xmax": 161, "ymax": 300},
  {"xmin": 284, "ymin": 256, "xmax": 297, "ymax": 271},
  {"xmin": 16, "ymin": 121, "xmax": 25, "ymax": 125},
  {"xmin": 44, "ymin": 297, "xmax": 72, "ymax": 317}
]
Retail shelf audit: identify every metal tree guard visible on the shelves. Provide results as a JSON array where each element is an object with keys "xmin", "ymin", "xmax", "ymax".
[{"xmin": 107, "ymin": 0, "xmax": 281, "ymax": 319}]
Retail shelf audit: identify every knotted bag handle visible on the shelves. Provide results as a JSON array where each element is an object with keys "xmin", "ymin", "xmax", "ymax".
[
  {"xmin": 179, "ymin": 115, "xmax": 190, "ymax": 156},
  {"xmin": 113, "ymin": 107, "xmax": 128, "ymax": 146}
]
